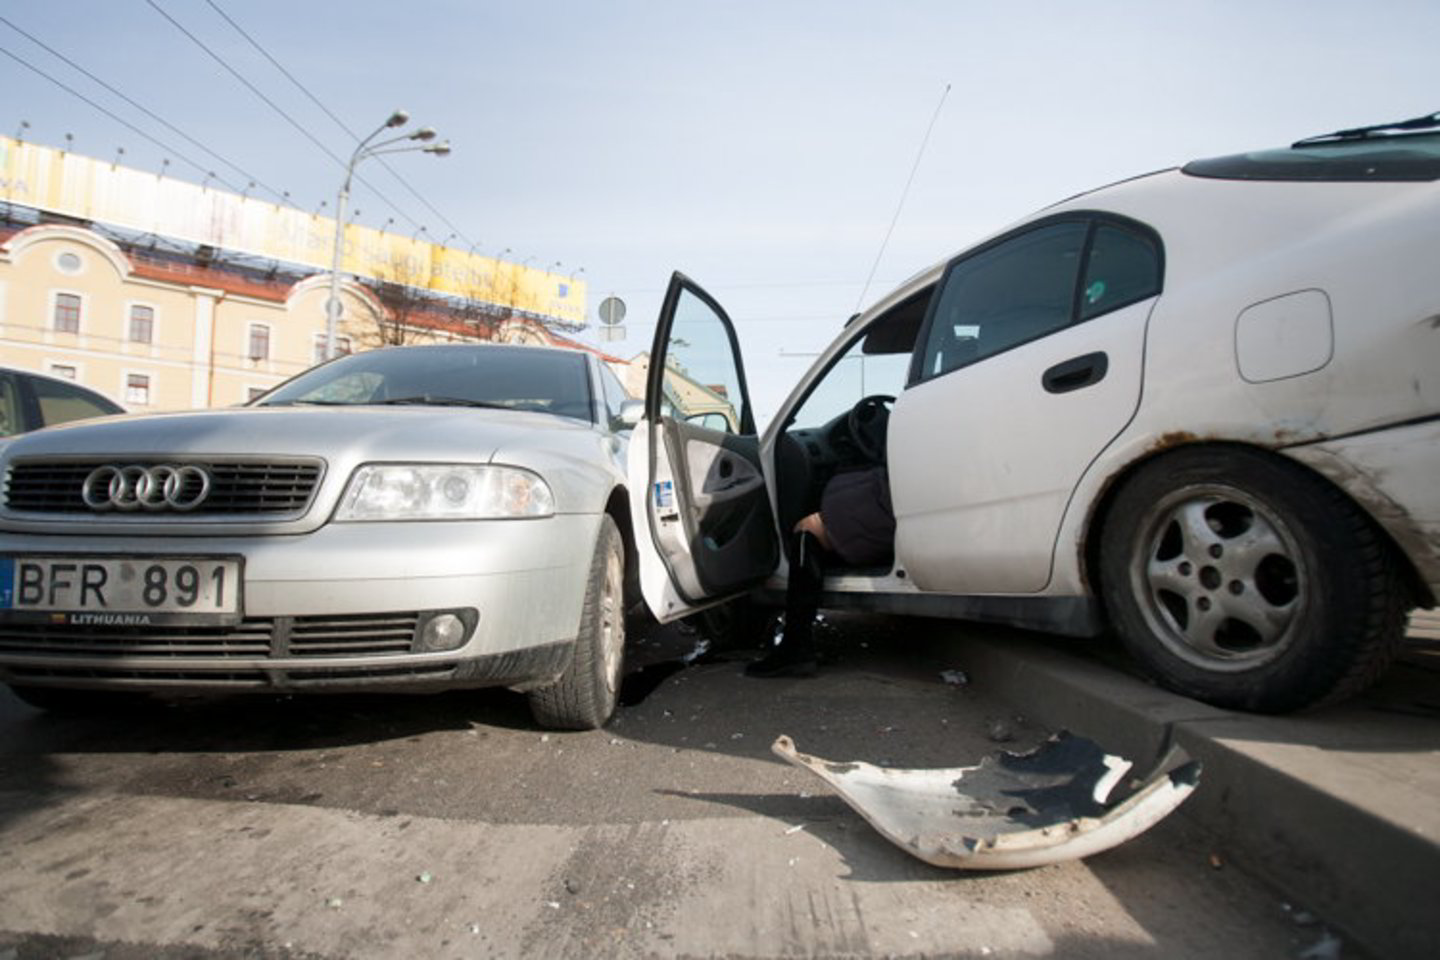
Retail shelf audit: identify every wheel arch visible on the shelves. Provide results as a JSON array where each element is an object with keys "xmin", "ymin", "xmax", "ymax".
[
  {"xmin": 1079, "ymin": 440, "xmax": 1431, "ymax": 616},
  {"xmin": 603, "ymin": 483, "xmax": 644, "ymax": 614}
]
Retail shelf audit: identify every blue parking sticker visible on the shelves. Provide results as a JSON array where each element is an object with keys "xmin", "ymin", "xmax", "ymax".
[{"xmin": 654, "ymin": 480, "xmax": 674, "ymax": 509}]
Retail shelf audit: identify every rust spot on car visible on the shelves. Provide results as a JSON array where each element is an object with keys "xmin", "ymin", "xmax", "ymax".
[{"xmin": 1148, "ymin": 431, "xmax": 1201, "ymax": 453}]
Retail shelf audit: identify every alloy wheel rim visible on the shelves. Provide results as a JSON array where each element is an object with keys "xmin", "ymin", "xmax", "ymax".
[{"xmin": 1130, "ymin": 484, "xmax": 1306, "ymax": 672}]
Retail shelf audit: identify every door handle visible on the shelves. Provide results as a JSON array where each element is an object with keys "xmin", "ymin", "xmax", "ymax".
[{"xmin": 1043, "ymin": 351, "xmax": 1109, "ymax": 394}]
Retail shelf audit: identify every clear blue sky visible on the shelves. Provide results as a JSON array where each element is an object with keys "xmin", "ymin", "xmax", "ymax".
[{"xmin": 4, "ymin": 0, "xmax": 1437, "ymax": 422}]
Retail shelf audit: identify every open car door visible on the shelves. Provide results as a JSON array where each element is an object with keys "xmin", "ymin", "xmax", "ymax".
[{"xmin": 628, "ymin": 273, "xmax": 780, "ymax": 622}]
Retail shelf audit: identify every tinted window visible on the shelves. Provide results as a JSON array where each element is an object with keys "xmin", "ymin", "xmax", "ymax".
[
  {"xmin": 31, "ymin": 375, "xmax": 122, "ymax": 427},
  {"xmin": 1080, "ymin": 224, "xmax": 1162, "ymax": 321},
  {"xmin": 917, "ymin": 221, "xmax": 1087, "ymax": 381},
  {"xmin": 260, "ymin": 345, "xmax": 594, "ymax": 421}
]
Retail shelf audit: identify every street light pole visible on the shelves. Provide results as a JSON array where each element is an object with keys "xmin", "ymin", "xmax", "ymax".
[{"xmin": 325, "ymin": 109, "xmax": 452, "ymax": 360}]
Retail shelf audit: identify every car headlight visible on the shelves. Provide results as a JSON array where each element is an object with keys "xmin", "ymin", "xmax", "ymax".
[{"xmin": 335, "ymin": 464, "xmax": 555, "ymax": 521}]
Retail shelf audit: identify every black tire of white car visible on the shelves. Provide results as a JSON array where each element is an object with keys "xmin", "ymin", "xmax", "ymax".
[
  {"xmin": 1099, "ymin": 446, "xmax": 1409, "ymax": 713},
  {"xmin": 529, "ymin": 515, "xmax": 626, "ymax": 730}
]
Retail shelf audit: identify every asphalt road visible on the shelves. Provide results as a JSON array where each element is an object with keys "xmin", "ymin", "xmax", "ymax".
[{"xmin": 0, "ymin": 615, "xmax": 1355, "ymax": 959}]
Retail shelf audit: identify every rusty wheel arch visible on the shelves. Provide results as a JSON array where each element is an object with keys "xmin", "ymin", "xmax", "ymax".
[{"xmin": 1080, "ymin": 439, "xmax": 1432, "ymax": 614}]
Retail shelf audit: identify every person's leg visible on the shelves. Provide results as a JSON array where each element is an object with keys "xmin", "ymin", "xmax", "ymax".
[{"xmin": 745, "ymin": 527, "xmax": 824, "ymax": 678}]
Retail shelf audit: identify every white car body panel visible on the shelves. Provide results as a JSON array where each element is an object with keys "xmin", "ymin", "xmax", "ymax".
[
  {"xmin": 627, "ymin": 420, "xmax": 695, "ymax": 624},
  {"xmin": 890, "ymin": 297, "xmax": 1150, "ymax": 594}
]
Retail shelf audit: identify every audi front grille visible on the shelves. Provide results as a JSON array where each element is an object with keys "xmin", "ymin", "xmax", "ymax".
[
  {"xmin": 3, "ymin": 459, "xmax": 323, "ymax": 516},
  {"xmin": 0, "ymin": 613, "xmax": 422, "ymax": 659}
]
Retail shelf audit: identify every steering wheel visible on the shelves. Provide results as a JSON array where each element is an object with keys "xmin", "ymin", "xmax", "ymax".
[{"xmin": 847, "ymin": 394, "xmax": 895, "ymax": 464}]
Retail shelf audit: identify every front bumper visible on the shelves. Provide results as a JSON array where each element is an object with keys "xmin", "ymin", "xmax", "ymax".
[
  {"xmin": 1286, "ymin": 419, "xmax": 1440, "ymax": 600},
  {"xmin": 0, "ymin": 513, "xmax": 601, "ymax": 693}
]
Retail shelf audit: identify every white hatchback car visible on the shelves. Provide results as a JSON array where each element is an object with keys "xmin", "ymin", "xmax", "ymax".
[{"xmin": 628, "ymin": 116, "xmax": 1440, "ymax": 713}]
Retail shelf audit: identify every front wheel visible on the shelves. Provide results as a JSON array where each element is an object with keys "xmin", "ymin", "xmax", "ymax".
[
  {"xmin": 529, "ymin": 515, "xmax": 626, "ymax": 730},
  {"xmin": 1099, "ymin": 446, "xmax": 1408, "ymax": 713}
]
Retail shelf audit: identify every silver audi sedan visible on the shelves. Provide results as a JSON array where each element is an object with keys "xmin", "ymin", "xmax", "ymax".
[{"xmin": 0, "ymin": 343, "xmax": 639, "ymax": 729}]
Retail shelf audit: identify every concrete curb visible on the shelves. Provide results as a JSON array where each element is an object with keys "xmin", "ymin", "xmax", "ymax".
[{"xmin": 947, "ymin": 630, "xmax": 1440, "ymax": 960}]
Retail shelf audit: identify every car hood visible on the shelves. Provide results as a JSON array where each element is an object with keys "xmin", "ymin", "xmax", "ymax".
[{"xmin": 3, "ymin": 405, "xmax": 590, "ymax": 463}]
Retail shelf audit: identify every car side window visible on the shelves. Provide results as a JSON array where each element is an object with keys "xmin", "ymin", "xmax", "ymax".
[
  {"xmin": 661, "ymin": 287, "xmax": 749, "ymax": 434},
  {"xmin": 916, "ymin": 221, "xmax": 1088, "ymax": 381},
  {"xmin": 598, "ymin": 363, "xmax": 633, "ymax": 430},
  {"xmin": 599, "ymin": 362, "xmax": 627, "ymax": 417},
  {"xmin": 31, "ymin": 375, "xmax": 120, "ymax": 427},
  {"xmin": 1080, "ymin": 223, "xmax": 1162, "ymax": 321},
  {"xmin": 0, "ymin": 373, "xmax": 22, "ymax": 437}
]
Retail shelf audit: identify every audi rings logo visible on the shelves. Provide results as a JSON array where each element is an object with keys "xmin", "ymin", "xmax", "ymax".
[{"xmin": 81, "ymin": 464, "xmax": 213, "ymax": 513}]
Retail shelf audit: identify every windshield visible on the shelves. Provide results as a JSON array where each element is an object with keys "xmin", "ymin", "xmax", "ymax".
[{"xmin": 256, "ymin": 345, "xmax": 595, "ymax": 422}]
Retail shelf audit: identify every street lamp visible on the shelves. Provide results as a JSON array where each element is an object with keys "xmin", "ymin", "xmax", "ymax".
[{"xmin": 326, "ymin": 109, "xmax": 451, "ymax": 360}]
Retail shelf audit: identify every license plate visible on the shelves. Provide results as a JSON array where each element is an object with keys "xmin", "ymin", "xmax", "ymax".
[{"xmin": 0, "ymin": 556, "xmax": 243, "ymax": 625}]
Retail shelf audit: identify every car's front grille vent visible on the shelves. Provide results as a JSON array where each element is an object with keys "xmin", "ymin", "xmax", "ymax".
[
  {"xmin": 0, "ymin": 619, "xmax": 273, "ymax": 658},
  {"xmin": 3, "ymin": 459, "xmax": 323, "ymax": 516},
  {"xmin": 0, "ymin": 613, "xmax": 421, "ymax": 659},
  {"xmin": 288, "ymin": 614, "xmax": 420, "ymax": 657},
  {"xmin": 6, "ymin": 663, "xmax": 459, "ymax": 688}
]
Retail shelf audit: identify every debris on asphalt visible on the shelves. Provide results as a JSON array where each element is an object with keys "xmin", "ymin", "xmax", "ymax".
[
  {"xmin": 1298, "ymin": 930, "xmax": 1343, "ymax": 960},
  {"xmin": 940, "ymin": 669, "xmax": 969, "ymax": 686},
  {"xmin": 325, "ymin": 897, "xmax": 344, "ymax": 909},
  {"xmin": 417, "ymin": 871, "xmax": 433, "ymax": 884},
  {"xmin": 771, "ymin": 731, "xmax": 1200, "ymax": 870},
  {"xmin": 784, "ymin": 823, "xmax": 805, "ymax": 835},
  {"xmin": 986, "ymin": 718, "xmax": 1016, "ymax": 743}
]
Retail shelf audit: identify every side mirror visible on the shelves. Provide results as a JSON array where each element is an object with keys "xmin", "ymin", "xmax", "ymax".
[{"xmin": 615, "ymin": 398, "xmax": 644, "ymax": 429}]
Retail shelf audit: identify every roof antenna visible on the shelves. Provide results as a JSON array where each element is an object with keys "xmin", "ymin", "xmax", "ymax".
[{"xmin": 855, "ymin": 82, "xmax": 951, "ymax": 313}]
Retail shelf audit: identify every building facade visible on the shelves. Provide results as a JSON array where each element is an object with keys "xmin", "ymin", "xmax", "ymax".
[
  {"xmin": 0, "ymin": 135, "xmax": 592, "ymax": 414},
  {"xmin": 0, "ymin": 220, "xmax": 597, "ymax": 413}
]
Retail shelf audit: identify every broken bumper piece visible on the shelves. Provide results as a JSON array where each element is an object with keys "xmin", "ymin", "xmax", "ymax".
[{"xmin": 772, "ymin": 731, "xmax": 1200, "ymax": 870}]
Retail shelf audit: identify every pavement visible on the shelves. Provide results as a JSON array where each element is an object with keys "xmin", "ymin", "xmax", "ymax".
[{"xmin": 926, "ymin": 611, "xmax": 1440, "ymax": 960}]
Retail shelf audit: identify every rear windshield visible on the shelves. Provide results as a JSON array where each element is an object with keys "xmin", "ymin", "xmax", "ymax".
[{"xmin": 1183, "ymin": 132, "xmax": 1440, "ymax": 182}]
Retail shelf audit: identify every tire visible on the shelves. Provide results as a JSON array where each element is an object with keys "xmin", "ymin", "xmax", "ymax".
[
  {"xmin": 528, "ymin": 515, "xmax": 626, "ymax": 730},
  {"xmin": 1098, "ymin": 446, "xmax": 1408, "ymax": 713}
]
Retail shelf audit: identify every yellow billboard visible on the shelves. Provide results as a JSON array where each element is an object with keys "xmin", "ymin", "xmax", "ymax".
[{"xmin": 0, "ymin": 137, "xmax": 585, "ymax": 326}]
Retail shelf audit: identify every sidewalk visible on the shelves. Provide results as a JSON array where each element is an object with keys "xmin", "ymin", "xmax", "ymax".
[{"xmin": 936, "ymin": 614, "xmax": 1440, "ymax": 960}]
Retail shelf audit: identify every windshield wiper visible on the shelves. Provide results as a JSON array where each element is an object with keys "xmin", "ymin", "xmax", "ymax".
[
  {"xmin": 259, "ymin": 399, "xmax": 353, "ymax": 407},
  {"xmin": 1293, "ymin": 110, "xmax": 1440, "ymax": 147},
  {"xmin": 376, "ymin": 395, "xmax": 508, "ymax": 409}
]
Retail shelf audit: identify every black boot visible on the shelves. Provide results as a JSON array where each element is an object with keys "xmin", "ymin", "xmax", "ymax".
[{"xmin": 745, "ymin": 531, "xmax": 823, "ymax": 678}]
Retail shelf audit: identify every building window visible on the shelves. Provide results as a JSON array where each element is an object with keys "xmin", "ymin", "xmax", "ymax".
[
  {"xmin": 125, "ymin": 373, "xmax": 151, "ymax": 406},
  {"xmin": 49, "ymin": 364, "xmax": 78, "ymax": 380},
  {"xmin": 312, "ymin": 333, "xmax": 353, "ymax": 364},
  {"xmin": 56, "ymin": 251, "xmax": 83, "ymax": 274},
  {"xmin": 129, "ymin": 304, "xmax": 155, "ymax": 343},
  {"xmin": 54, "ymin": 293, "xmax": 82, "ymax": 334},
  {"xmin": 248, "ymin": 324, "xmax": 271, "ymax": 361}
]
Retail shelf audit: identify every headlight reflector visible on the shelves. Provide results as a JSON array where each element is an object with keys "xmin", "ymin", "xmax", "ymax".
[{"xmin": 336, "ymin": 464, "xmax": 555, "ymax": 520}]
